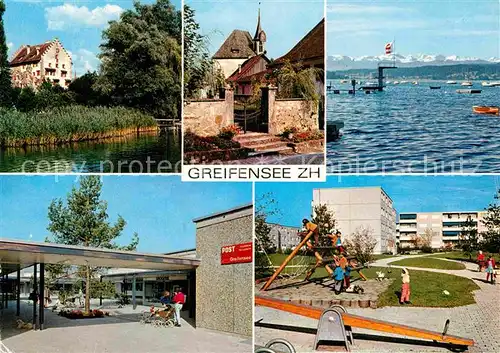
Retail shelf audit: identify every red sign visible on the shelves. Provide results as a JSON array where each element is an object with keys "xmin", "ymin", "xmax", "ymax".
[{"xmin": 221, "ymin": 242, "xmax": 253, "ymax": 265}]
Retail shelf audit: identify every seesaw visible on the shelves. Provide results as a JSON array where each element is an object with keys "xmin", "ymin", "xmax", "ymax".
[
  {"xmin": 255, "ymin": 295, "xmax": 474, "ymax": 351},
  {"xmin": 261, "ymin": 230, "xmax": 366, "ymax": 291}
]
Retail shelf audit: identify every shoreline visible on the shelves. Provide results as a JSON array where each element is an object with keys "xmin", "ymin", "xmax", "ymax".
[{"xmin": 0, "ymin": 126, "xmax": 159, "ymax": 149}]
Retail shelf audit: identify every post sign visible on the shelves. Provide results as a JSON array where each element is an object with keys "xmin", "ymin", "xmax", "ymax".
[{"xmin": 221, "ymin": 242, "xmax": 253, "ymax": 265}]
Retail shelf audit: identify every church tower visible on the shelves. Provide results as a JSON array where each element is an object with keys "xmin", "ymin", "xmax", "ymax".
[{"xmin": 253, "ymin": 8, "xmax": 266, "ymax": 55}]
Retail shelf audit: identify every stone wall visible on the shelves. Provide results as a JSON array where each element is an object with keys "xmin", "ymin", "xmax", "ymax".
[
  {"xmin": 262, "ymin": 87, "xmax": 320, "ymax": 135},
  {"xmin": 195, "ymin": 206, "xmax": 253, "ymax": 337},
  {"xmin": 184, "ymin": 89, "xmax": 234, "ymax": 137}
]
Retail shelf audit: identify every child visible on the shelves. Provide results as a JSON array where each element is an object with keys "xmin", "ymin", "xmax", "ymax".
[
  {"xmin": 335, "ymin": 231, "xmax": 345, "ymax": 254},
  {"xmin": 486, "ymin": 256, "xmax": 496, "ymax": 284},
  {"xmin": 400, "ymin": 268, "xmax": 411, "ymax": 304},
  {"xmin": 344, "ymin": 263, "xmax": 352, "ymax": 289},
  {"xmin": 302, "ymin": 219, "xmax": 319, "ymax": 245},
  {"xmin": 333, "ymin": 265, "xmax": 345, "ymax": 295}
]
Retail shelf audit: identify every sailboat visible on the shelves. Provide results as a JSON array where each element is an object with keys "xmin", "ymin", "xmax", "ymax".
[
  {"xmin": 461, "ymin": 81, "xmax": 473, "ymax": 87},
  {"xmin": 446, "ymin": 80, "xmax": 457, "ymax": 84}
]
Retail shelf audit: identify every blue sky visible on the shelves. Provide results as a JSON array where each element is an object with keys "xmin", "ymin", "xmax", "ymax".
[
  {"xmin": 327, "ymin": 0, "xmax": 500, "ymax": 59},
  {"xmin": 3, "ymin": 0, "xmax": 181, "ymax": 75},
  {"xmin": 0, "ymin": 176, "xmax": 252, "ymax": 254},
  {"xmin": 256, "ymin": 176, "xmax": 500, "ymax": 227},
  {"xmin": 186, "ymin": 0, "xmax": 324, "ymax": 59}
]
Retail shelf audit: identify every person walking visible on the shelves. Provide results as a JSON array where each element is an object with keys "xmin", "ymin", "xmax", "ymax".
[
  {"xmin": 477, "ymin": 251, "xmax": 485, "ymax": 272},
  {"xmin": 172, "ymin": 289, "xmax": 186, "ymax": 327},
  {"xmin": 400, "ymin": 268, "xmax": 411, "ymax": 305},
  {"xmin": 485, "ymin": 256, "xmax": 496, "ymax": 284}
]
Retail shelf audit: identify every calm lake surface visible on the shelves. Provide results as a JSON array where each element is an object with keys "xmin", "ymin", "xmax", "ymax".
[
  {"xmin": 0, "ymin": 129, "xmax": 181, "ymax": 173},
  {"xmin": 327, "ymin": 81, "xmax": 500, "ymax": 173}
]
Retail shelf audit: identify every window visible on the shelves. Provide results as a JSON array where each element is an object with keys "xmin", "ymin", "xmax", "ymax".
[
  {"xmin": 61, "ymin": 72, "xmax": 66, "ymax": 78},
  {"xmin": 37, "ymin": 70, "xmax": 40, "ymax": 76},
  {"xmin": 56, "ymin": 64, "xmax": 58, "ymax": 68},
  {"xmin": 48, "ymin": 63, "xmax": 51, "ymax": 68},
  {"xmin": 62, "ymin": 64, "xmax": 65, "ymax": 69}
]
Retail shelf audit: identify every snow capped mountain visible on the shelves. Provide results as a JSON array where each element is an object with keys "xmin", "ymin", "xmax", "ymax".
[{"xmin": 328, "ymin": 54, "xmax": 499, "ymax": 70}]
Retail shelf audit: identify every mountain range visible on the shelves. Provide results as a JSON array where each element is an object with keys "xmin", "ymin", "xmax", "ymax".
[{"xmin": 328, "ymin": 54, "xmax": 500, "ymax": 70}]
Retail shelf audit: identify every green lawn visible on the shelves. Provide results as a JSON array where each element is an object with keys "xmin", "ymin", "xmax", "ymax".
[
  {"xmin": 388, "ymin": 257, "xmax": 466, "ymax": 270},
  {"xmin": 429, "ymin": 251, "xmax": 500, "ymax": 263},
  {"xmin": 372, "ymin": 254, "xmax": 398, "ymax": 261},
  {"xmin": 369, "ymin": 267, "xmax": 480, "ymax": 307}
]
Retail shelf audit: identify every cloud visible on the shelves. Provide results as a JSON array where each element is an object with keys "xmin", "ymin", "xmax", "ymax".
[
  {"xmin": 45, "ymin": 4, "xmax": 124, "ymax": 31},
  {"xmin": 432, "ymin": 29, "xmax": 500, "ymax": 37},
  {"xmin": 327, "ymin": 19, "xmax": 427, "ymax": 33},
  {"xmin": 68, "ymin": 49, "xmax": 100, "ymax": 75}
]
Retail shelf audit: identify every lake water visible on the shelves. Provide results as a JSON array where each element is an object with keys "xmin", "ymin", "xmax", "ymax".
[
  {"xmin": 0, "ymin": 129, "xmax": 181, "ymax": 173},
  {"xmin": 326, "ymin": 81, "xmax": 500, "ymax": 173}
]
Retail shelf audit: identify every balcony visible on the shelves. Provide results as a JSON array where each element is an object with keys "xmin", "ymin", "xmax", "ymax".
[{"xmin": 399, "ymin": 214, "xmax": 417, "ymax": 220}]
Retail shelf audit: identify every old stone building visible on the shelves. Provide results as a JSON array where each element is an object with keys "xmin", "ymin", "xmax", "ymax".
[
  {"xmin": 10, "ymin": 39, "xmax": 72, "ymax": 89},
  {"xmin": 213, "ymin": 9, "xmax": 266, "ymax": 79}
]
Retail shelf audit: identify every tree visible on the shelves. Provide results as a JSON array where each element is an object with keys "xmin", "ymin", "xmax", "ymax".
[
  {"xmin": 420, "ymin": 228, "xmax": 435, "ymax": 253},
  {"xmin": 183, "ymin": 5, "xmax": 223, "ymax": 99},
  {"xmin": 481, "ymin": 192, "xmax": 500, "ymax": 253},
  {"xmin": 254, "ymin": 193, "xmax": 280, "ymax": 278},
  {"xmin": 96, "ymin": 0, "xmax": 181, "ymax": 118},
  {"xmin": 69, "ymin": 72, "xmax": 107, "ymax": 106},
  {"xmin": 0, "ymin": 0, "xmax": 12, "ymax": 107},
  {"xmin": 459, "ymin": 217, "xmax": 479, "ymax": 259},
  {"xmin": 310, "ymin": 204, "xmax": 336, "ymax": 247},
  {"xmin": 276, "ymin": 61, "xmax": 322, "ymax": 103},
  {"xmin": 344, "ymin": 226, "xmax": 377, "ymax": 265},
  {"xmin": 46, "ymin": 176, "xmax": 139, "ymax": 313}
]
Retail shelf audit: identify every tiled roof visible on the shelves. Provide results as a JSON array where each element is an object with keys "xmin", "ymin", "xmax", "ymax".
[
  {"xmin": 227, "ymin": 54, "xmax": 270, "ymax": 82},
  {"xmin": 10, "ymin": 42, "xmax": 52, "ymax": 66},
  {"xmin": 213, "ymin": 30, "xmax": 256, "ymax": 59},
  {"xmin": 271, "ymin": 19, "xmax": 324, "ymax": 66}
]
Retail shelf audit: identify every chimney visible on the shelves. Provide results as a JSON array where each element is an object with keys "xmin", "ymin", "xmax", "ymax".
[
  {"xmin": 26, "ymin": 46, "xmax": 30, "ymax": 55},
  {"xmin": 238, "ymin": 64, "xmax": 242, "ymax": 73}
]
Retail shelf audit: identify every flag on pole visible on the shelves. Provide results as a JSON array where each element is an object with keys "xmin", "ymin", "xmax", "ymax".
[{"xmin": 385, "ymin": 42, "xmax": 393, "ymax": 54}]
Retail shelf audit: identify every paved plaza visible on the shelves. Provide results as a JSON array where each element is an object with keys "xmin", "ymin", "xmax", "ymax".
[
  {"xmin": 255, "ymin": 255, "xmax": 500, "ymax": 353},
  {"xmin": 1, "ymin": 300, "xmax": 252, "ymax": 353}
]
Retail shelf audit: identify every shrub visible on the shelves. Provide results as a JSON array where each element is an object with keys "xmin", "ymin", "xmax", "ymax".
[
  {"xmin": 344, "ymin": 226, "xmax": 377, "ymax": 265},
  {"xmin": 184, "ymin": 131, "xmax": 241, "ymax": 152},
  {"xmin": 218, "ymin": 124, "xmax": 241, "ymax": 139}
]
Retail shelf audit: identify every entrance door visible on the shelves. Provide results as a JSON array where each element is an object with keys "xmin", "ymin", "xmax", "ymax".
[{"xmin": 234, "ymin": 100, "xmax": 265, "ymax": 133}]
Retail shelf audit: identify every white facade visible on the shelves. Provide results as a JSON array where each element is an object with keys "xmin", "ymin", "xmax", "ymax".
[
  {"xmin": 312, "ymin": 187, "xmax": 397, "ymax": 254},
  {"xmin": 397, "ymin": 211, "xmax": 487, "ymax": 249},
  {"xmin": 266, "ymin": 223, "xmax": 301, "ymax": 251}
]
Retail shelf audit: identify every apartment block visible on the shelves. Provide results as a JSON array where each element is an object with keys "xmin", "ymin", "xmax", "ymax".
[
  {"xmin": 266, "ymin": 223, "xmax": 301, "ymax": 251},
  {"xmin": 312, "ymin": 187, "xmax": 397, "ymax": 254},
  {"xmin": 397, "ymin": 211, "xmax": 487, "ymax": 249}
]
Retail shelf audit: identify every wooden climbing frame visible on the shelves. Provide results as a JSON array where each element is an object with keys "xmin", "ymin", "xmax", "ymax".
[
  {"xmin": 255, "ymin": 295, "xmax": 474, "ymax": 348},
  {"xmin": 260, "ymin": 229, "xmax": 367, "ymax": 291}
]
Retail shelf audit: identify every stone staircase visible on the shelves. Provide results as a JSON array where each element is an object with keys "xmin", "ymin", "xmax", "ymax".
[{"xmin": 233, "ymin": 132, "xmax": 294, "ymax": 156}]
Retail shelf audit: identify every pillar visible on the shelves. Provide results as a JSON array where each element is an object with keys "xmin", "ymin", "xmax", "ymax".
[
  {"xmin": 99, "ymin": 276, "xmax": 103, "ymax": 306},
  {"xmin": 33, "ymin": 263, "xmax": 37, "ymax": 330},
  {"xmin": 142, "ymin": 278, "xmax": 145, "ymax": 305},
  {"xmin": 224, "ymin": 85, "xmax": 234, "ymax": 126},
  {"xmin": 39, "ymin": 263, "xmax": 45, "ymax": 330},
  {"xmin": 260, "ymin": 85, "xmax": 277, "ymax": 134},
  {"xmin": 132, "ymin": 275, "xmax": 136, "ymax": 310},
  {"xmin": 16, "ymin": 267, "xmax": 20, "ymax": 316}
]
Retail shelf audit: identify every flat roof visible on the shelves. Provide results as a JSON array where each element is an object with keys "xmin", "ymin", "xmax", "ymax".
[
  {"xmin": 0, "ymin": 239, "xmax": 200, "ymax": 276},
  {"xmin": 192, "ymin": 203, "xmax": 253, "ymax": 223}
]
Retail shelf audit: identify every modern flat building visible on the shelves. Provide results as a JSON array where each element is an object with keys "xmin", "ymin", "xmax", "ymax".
[
  {"xmin": 397, "ymin": 211, "xmax": 487, "ymax": 249},
  {"xmin": 312, "ymin": 187, "xmax": 397, "ymax": 254},
  {"xmin": 266, "ymin": 223, "xmax": 301, "ymax": 251}
]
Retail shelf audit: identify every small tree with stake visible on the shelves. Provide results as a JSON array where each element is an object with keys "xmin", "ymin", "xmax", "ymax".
[
  {"xmin": 46, "ymin": 176, "xmax": 139, "ymax": 313},
  {"xmin": 311, "ymin": 204, "xmax": 336, "ymax": 247},
  {"xmin": 459, "ymin": 216, "xmax": 479, "ymax": 260}
]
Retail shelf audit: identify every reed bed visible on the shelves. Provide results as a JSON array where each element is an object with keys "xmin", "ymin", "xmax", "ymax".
[{"xmin": 0, "ymin": 106, "xmax": 158, "ymax": 147}]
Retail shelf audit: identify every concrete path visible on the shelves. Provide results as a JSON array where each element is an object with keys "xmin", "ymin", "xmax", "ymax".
[
  {"xmin": 1, "ymin": 301, "xmax": 252, "ymax": 353},
  {"xmin": 255, "ymin": 254, "xmax": 500, "ymax": 353}
]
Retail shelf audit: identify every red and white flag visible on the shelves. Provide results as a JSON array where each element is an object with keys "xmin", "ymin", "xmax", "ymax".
[{"xmin": 385, "ymin": 42, "xmax": 393, "ymax": 54}]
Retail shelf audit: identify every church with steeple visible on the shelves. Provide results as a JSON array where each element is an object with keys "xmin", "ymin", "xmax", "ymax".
[{"xmin": 213, "ymin": 8, "xmax": 268, "ymax": 80}]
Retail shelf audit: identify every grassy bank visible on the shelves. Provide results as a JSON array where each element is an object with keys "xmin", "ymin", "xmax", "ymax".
[
  {"xmin": 0, "ymin": 106, "xmax": 158, "ymax": 147},
  {"xmin": 388, "ymin": 257, "xmax": 466, "ymax": 270},
  {"xmin": 429, "ymin": 251, "xmax": 500, "ymax": 263}
]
